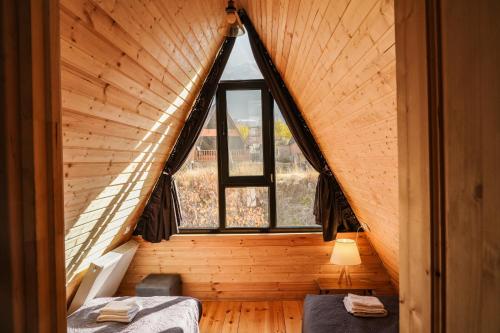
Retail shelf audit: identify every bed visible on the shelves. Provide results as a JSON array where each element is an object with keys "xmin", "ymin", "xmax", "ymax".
[
  {"xmin": 67, "ymin": 296, "xmax": 202, "ymax": 333},
  {"xmin": 302, "ymin": 294, "xmax": 399, "ymax": 333}
]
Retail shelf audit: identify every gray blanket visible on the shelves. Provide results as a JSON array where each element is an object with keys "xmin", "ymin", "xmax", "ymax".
[
  {"xmin": 302, "ymin": 294, "xmax": 399, "ymax": 333},
  {"xmin": 67, "ymin": 296, "xmax": 202, "ymax": 333}
]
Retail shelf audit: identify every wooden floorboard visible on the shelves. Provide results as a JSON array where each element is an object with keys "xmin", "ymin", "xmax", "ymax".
[{"xmin": 200, "ymin": 301, "xmax": 303, "ymax": 333}]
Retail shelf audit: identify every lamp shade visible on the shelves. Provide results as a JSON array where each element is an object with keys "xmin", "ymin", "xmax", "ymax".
[{"xmin": 330, "ymin": 239, "xmax": 362, "ymax": 266}]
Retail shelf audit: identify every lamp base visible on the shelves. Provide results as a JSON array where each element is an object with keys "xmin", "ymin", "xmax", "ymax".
[{"xmin": 338, "ymin": 266, "xmax": 353, "ymax": 285}]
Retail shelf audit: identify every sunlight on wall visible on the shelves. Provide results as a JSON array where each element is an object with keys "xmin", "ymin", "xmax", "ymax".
[{"xmin": 64, "ymin": 84, "xmax": 194, "ymax": 281}]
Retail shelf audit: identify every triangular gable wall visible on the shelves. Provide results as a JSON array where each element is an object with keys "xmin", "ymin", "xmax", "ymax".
[{"xmin": 135, "ymin": 9, "xmax": 361, "ymax": 243}]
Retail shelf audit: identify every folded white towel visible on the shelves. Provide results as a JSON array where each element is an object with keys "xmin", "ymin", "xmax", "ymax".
[
  {"xmin": 97, "ymin": 307, "xmax": 139, "ymax": 323},
  {"xmin": 100, "ymin": 300, "xmax": 138, "ymax": 313},
  {"xmin": 343, "ymin": 294, "xmax": 388, "ymax": 318},
  {"xmin": 349, "ymin": 304, "xmax": 387, "ymax": 314},
  {"xmin": 97, "ymin": 300, "xmax": 140, "ymax": 323},
  {"xmin": 100, "ymin": 307, "xmax": 139, "ymax": 316},
  {"xmin": 346, "ymin": 293, "xmax": 385, "ymax": 309},
  {"xmin": 96, "ymin": 316, "xmax": 130, "ymax": 323}
]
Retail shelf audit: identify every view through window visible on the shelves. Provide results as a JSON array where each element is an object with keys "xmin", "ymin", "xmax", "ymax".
[
  {"xmin": 226, "ymin": 89, "xmax": 263, "ymax": 176},
  {"xmin": 176, "ymin": 103, "xmax": 219, "ymax": 229},
  {"xmin": 274, "ymin": 102, "xmax": 318, "ymax": 227},
  {"xmin": 175, "ymin": 33, "xmax": 319, "ymax": 231}
]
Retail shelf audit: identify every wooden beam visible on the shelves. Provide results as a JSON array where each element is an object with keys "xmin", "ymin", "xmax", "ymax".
[
  {"xmin": 440, "ymin": 0, "xmax": 500, "ymax": 331},
  {"xmin": 395, "ymin": 0, "xmax": 432, "ymax": 331},
  {"xmin": 0, "ymin": 0, "xmax": 66, "ymax": 332}
]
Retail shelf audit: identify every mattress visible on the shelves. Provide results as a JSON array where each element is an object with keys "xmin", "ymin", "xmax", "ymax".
[
  {"xmin": 302, "ymin": 294, "xmax": 399, "ymax": 333},
  {"xmin": 67, "ymin": 296, "xmax": 202, "ymax": 333}
]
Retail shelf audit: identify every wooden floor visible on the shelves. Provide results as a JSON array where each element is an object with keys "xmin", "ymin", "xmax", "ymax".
[{"xmin": 200, "ymin": 301, "xmax": 303, "ymax": 333}]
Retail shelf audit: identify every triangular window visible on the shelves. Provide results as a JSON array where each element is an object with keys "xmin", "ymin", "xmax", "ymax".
[
  {"xmin": 175, "ymin": 33, "xmax": 319, "ymax": 231},
  {"xmin": 220, "ymin": 34, "xmax": 263, "ymax": 81}
]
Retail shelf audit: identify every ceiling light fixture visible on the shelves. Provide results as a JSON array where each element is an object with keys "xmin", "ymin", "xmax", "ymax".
[{"xmin": 222, "ymin": 0, "xmax": 245, "ymax": 37}]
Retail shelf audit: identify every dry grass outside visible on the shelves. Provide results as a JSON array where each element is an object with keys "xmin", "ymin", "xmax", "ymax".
[
  {"xmin": 176, "ymin": 165, "xmax": 219, "ymax": 228},
  {"xmin": 176, "ymin": 163, "xmax": 318, "ymax": 228},
  {"xmin": 276, "ymin": 168, "xmax": 318, "ymax": 226}
]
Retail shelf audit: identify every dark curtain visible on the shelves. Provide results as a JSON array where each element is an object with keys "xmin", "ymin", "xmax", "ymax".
[
  {"xmin": 134, "ymin": 37, "xmax": 236, "ymax": 242},
  {"xmin": 239, "ymin": 9, "xmax": 345, "ymax": 241}
]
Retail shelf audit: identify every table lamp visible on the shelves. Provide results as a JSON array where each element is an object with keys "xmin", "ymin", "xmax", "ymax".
[{"xmin": 330, "ymin": 238, "xmax": 361, "ymax": 285}]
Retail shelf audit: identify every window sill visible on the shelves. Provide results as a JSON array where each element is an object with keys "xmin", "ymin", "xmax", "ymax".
[{"xmin": 177, "ymin": 227, "xmax": 322, "ymax": 235}]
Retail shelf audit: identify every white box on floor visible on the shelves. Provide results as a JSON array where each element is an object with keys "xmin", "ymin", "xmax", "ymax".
[{"xmin": 68, "ymin": 240, "xmax": 138, "ymax": 314}]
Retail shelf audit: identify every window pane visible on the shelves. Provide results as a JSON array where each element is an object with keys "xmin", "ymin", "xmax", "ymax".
[
  {"xmin": 176, "ymin": 103, "xmax": 218, "ymax": 228},
  {"xmin": 220, "ymin": 34, "xmax": 263, "ymax": 80},
  {"xmin": 226, "ymin": 90, "xmax": 263, "ymax": 176},
  {"xmin": 274, "ymin": 102, "xmax": 319, "ymax": 227},
  {"xmin": 225, "ymin": 187, "xmax": 269, "ymax": 228}
]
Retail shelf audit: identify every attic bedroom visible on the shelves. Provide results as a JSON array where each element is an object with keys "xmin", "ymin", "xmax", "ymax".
[{"xmin": 1, "ymin": 0, "xmax": 499, "ymax": 333}]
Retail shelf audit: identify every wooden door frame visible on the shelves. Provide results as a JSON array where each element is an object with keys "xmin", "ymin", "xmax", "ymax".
[
  {"xmin": 395, "ymin": 0, "xmax": 445, "ymax": 332},
  {"xmin": 0, "ymin": 0, "xmax": 449, "ymax": 331},
  {"xmin": 0, "ymin": 0, "xmax": 66, "ymax": 332}
]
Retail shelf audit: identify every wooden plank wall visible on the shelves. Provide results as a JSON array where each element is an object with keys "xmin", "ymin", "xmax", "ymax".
[
  {"xmin": 118, "ymin": 233, "xmax": 394, "ymax": 300},
  {"xmin": 60, "ymin": 0, "xmax": 226, "ymax": 300},
  {"xmin": 237, "ymin": 0, "xmax": 399, "ymax": 286},
  {"xmin": 441, "ymin": 0, "xmax": 500, "ymax": 331},
  {"xmin": 394, "ymin": 0, "xmax": 432, "ymax": 330}
]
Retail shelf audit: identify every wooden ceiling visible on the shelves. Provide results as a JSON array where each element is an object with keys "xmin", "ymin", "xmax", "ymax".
[{"xmin": 61, "ymin": 0, "xmax": 398, "ymax": 293}]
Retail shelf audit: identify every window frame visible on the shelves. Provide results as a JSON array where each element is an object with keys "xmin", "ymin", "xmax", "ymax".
[{"xmin": 179, "ymin": 79, "xmax": 321, "ymax": 234}]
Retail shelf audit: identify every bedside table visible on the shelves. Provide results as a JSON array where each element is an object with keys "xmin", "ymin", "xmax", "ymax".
[{"xmin": 315, "ymin": 278, "xmax": 374, "ymax": 295}]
